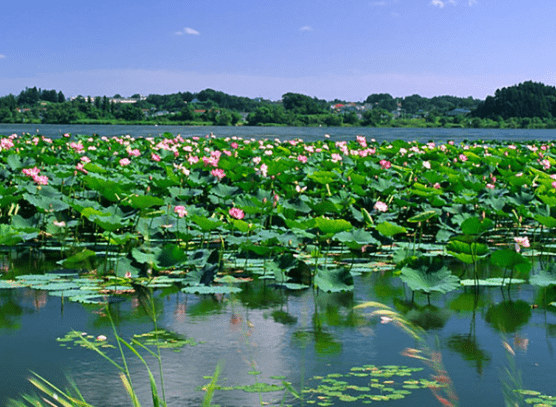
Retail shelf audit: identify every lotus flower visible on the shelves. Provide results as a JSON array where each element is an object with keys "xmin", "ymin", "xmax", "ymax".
[{"xmin": 229, "ymin": 207, "xmax": 245, "ymax": 220}]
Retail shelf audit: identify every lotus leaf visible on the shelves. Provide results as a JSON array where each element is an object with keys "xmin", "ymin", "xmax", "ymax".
[
  {"xmin": 314, "ymin": 266, "xmax": 354, "ymax": 292},
  {"xmin": 181, "ymin": 285, "xmax": 242, "ymax": 294},
  {"xmin": 400, "ymin": 257, "xmax": 460, "ymax": 294},
  {"xmin": 530, "ymin": 264, "xmax": 556, "ymax": 287},
  {"xmin": 491, "ymin": 249, "xmax": 531, "ymax": 274}
]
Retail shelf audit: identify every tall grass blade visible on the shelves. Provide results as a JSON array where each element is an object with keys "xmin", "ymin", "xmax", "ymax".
[
  {"xmin": 119, "ymin": 338, "xmax": 164, "ymax": 407},
  {"xmin": 119, "ymin": 372, "xmax": 142, "ymax": 407},
  {"xmin": 202, "ymin": 361, "xmax": 224, "ymax": 407}
]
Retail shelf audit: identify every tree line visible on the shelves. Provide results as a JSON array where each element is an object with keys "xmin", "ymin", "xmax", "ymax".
[{"xmin": 1, "ymin": 82, "xmax": 556, "ymax": 128}]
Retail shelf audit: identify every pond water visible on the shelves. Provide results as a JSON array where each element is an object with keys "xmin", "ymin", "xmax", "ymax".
[
  {"xmin": 2, "ymin": 254, "xmax": 556, "ymax": 407},
  {"xmin": 2, "ymin": 126, "xmax": 556, "ymax": 406},
  {"xmin": 2, "ymin": 123, "xmax": 556, "ymax": 144}
]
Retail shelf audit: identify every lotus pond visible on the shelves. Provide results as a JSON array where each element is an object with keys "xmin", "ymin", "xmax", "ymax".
[{"xmin": 1, "ymin": 132, "xmax": 556, "ymax": 406}]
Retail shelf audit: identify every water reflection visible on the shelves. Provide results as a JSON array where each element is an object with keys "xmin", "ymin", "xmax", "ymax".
[{"xmin": 2, "ymin": 269, "xmax": 556, "ymax": 406}]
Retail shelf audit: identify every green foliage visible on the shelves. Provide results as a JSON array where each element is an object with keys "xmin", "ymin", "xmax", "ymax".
[{"xmin": 399, "ymin": 256, "xmax": 460, "ymax": 294}]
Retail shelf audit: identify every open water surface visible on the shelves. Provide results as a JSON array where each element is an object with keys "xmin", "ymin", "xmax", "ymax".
[
  {"xmin": 2, "ymin": 260, "xmax": 556, "ymax": 406},
  {"xmin": 2, "ymin": 123, "xmax": 556, "ymax": 144}
]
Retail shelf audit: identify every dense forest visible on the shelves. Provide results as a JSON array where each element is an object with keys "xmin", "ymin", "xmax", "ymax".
[{"xmin": 1, "ymin": 81, "xmax": 555, "ymax": 128}]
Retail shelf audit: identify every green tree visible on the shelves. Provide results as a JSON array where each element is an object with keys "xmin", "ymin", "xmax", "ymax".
[
  {"xmin": 341, "ymin": 111, "xmax": 359, "ymax": 125},
  {"xmin": 215, "ymin": 109, "xmax": 233, "ymax": 126},
  {"xmin": 282, "ymin": 92, "xmax": 327, "ymax": 115},
  {"xmin": 0, "ymin": 107, "xmax": 13, "ymax": 122},
  {"xmin": 361, "ymin": 108, "xmax": 392, "ymax": 126}
]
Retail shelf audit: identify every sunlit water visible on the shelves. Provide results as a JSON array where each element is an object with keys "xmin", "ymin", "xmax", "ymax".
[{"xmin": 2, "ymin": 267, "xmax": 556, "ymax": 406}]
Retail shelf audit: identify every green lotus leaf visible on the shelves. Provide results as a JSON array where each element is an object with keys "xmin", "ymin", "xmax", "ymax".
[
  {"xmin": 82, "ymin": 162, "xmax": 107, "ymax": 173},
  {"xmin": 112, "ymin": 257, "xmax": 141, "ymax": 278},
  {"xmin": 34, "ymin": 282, "xmax": 81, "ymax": 291},
  {"xmin": 530, "ymin": 264, "xmax": 556, "ymax": 287},
  {"xmin": 400, "ymin": 257, "xmax": 460, "ymax": 294},
  {"xmin": 60, "ymin": 249, "xmax": 97, "ymax": 268},
  {"xmin": 376, "ymin": 221, "xmax": 407, "ymax": 237},
  {"xmin": 314, "ymin": 266, "xmax": 354, "ymax": 292},
  {"xmin": 333, "ymin": 228, "xmax": 380, "ymax": 250},
  {"xmin": 0, "ymin": 280, "xmax": 24, "ymax": 289},
  {"xmin": 534, "ymin": 215, "xmax": 556, "ymax": 228},
  {"xmin": 190, "ymin": 215, "xmax": 223, "ymax": 232},
  {"xmin": 210, "ymin": 183, "xmax": 239, "ymax": 198},
  {"xmin": 460, "ymin": 216, "xmax": 494, "ymax": 235},
  {"xmin": 89, "ymin": 213, "xmax": 125, "ymax": 232},
  {"xmin": 125, "ymin": 194, "xmax": 164, "ymax": 209},
  {"xmin": 314, "ymin": 217, "xmax": 352, "ymax": 235},
  {"xmin": 307, "ymin": 170, "xmax": 338, "ymax": 185},
  {"xmin": 49, "ymin": 289, "xmax": 99, "ymax": 297},
  {"xmin": 407, "ymin": 210, "xmax": 439, "ymax": 223},
  {"xmin": 460, "ymin": 278, "xmax": 525, "ymax": 287},
  {"xmin": 491, "ymin": 249, "xmax": 531, "ymax": 273},
  {"xmin": 181, "ymin": 285, "xmax": 242, "ymax": 294}
]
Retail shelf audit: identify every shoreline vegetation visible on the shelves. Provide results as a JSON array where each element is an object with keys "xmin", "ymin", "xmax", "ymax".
[{"xmin": 1, "ymin": 81, "xmax": 556, "ymax": 129}]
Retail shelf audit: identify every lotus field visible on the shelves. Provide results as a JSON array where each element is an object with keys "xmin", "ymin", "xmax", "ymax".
[{"xmin": 2, "ymin": 132, "xmax": 556, "ymax": 300}]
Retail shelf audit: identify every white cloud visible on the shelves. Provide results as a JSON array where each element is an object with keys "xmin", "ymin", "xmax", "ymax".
[
  {"xmin": 430, "ymin": 0, "xmax": 456, "ymax": 7},
  {"xmin": 299, "ymin": 26, "xmax": 313, "ymax": 31},
  {"xmin": 370, "ymin": 1, "xmax": 387, "ymax": 6},
  {"xmin": 0, "ymin": 54, "xmax": 5, "ymax": 59},
  {"xmin": 184, "ymin": 27, "xmax": 200, "ymax": 35},
  {"xmin": 468, "ymin": 0, "xmax": 478, "ymax": 5}
]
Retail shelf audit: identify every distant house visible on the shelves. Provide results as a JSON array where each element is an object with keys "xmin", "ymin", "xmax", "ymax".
[{"xmin": 447, "ymin": 108, "xmax": 471, "ymax": 116}]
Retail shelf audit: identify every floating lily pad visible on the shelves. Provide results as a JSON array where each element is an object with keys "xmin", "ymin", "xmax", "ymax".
[{"xmin": 181, "ymin": 285, "xmax": 242, "ymax": 294}]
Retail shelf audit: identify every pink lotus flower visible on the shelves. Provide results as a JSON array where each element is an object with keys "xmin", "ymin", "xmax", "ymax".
[
  {"xmin": 231, "ymin": 142, "xmax": 239, "ymax": 149},
  {"xmin": 22, "ymin": 167, "xmax": 41, "ymax": 177},
  {"xmin": 331, "ymin": 153, "xmax": 342, "ymax": 163},
  {"xmin": 356, "ymin": 135, "xmax": 367, "ymax": 148},
  {"xmin": 211, "ymin": 168, "xmax": 226, "ymax": 180},
  {"xmin": 298, "ymin": 155, "xmax": 308, "ymax": 164},
  {"xmin": 379, "ymin": 160, "xmax": 391, "ymax": 169},
  {"xmin": 229, "ymin": 207, "xmax": 245, "ymax": 220},
  {"xmin": 374, "ymin": 201, "xmax": 388, "ymax": 212},
  {"xmin": 174, "ymin": 205, "xmax": 187, "ymax": 218},
  {"xmin": 0, "ymin": 138, "xmax": 15, "ymax": 150},
  {"xmin": 151, "ymin": 153, "xmax": 161, "ymax": 162},
  {"xmin": 33, "ymin": 175, "xmax": 49, "ymax": 185},
  {"xmin": 76, "ymin": 162, "xmax": 88, "ymax": 174},
  {"xmin": 128, "ymin": 148, "xmax": 141, "ymax": 157},
  {"xmin": 514, "ymin": 236, "xmax": 530, "ymax": 252},
  {"xmin": 486, "ymin": 183, "xmax": 495, "ymax": 189},
  {"xmin": 119, "ymin": 158, "xmax": 131, "ymax": 166},
  {"xmin": 459, "ymin": 154, "xmax": 468, "ymax": 162}
]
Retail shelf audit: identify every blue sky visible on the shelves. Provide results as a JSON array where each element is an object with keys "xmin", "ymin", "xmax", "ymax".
[{"xmin": 1, "ymin": 0, "xmax": 555, "ymax": 101}]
